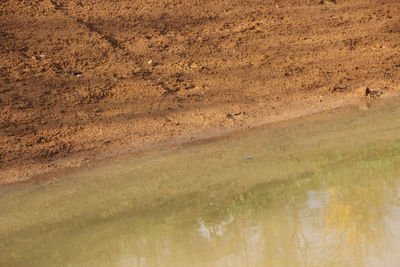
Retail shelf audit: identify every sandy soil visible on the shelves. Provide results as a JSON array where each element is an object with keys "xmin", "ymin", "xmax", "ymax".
[{"xmin": 1, "ymin": 0, "xmax": 400, "ymax": 184}]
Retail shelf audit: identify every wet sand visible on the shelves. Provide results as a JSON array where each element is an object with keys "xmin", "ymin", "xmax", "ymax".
[{"xmin": 1, "ymin": 0, "xmax": 400, "ymax": 184}]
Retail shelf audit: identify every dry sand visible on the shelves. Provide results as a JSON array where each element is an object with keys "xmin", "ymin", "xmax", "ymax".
[{"xmin": 1, "ymin": 0, "xmax": 400, "ymax": 184}]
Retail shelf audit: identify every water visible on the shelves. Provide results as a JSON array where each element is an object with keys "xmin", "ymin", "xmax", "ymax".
[{"xmin": 1, "ymin": 99, "xmax": 400, "ymax": 266}]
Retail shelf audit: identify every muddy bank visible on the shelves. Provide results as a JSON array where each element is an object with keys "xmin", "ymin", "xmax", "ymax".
[{"xmin": 1, "ymin": 0, "xmax": 400, "ymax": 184}]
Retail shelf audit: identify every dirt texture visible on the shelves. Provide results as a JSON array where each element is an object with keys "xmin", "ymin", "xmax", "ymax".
[{"xmin": 1, "ymin": 0, "xmax": 400, "ymax": 184}]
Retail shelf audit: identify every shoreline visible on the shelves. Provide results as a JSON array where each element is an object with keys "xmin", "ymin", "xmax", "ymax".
[{"xmin": 2, "ymin": 91, "xmax": 399, "ymax": 186}]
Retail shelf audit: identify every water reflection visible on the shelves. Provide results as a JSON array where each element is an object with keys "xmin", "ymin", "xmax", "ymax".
[
  {"xmin": 109, "ymin": 162, "xmax": 400, "ymax": 267},
  {"xmin": 111, "ymin": 149, "xmax": 400, "ymax": 267},
  {"xmin": 1, "ymin": 99, "xmax": 400, "ymax": 266}
]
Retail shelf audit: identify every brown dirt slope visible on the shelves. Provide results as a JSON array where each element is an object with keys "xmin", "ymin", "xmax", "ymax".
[{"xmin": 1, "ymin": 0, "xmax": 400, "ymax": 184}]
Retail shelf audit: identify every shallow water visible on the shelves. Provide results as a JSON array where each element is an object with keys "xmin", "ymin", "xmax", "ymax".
[{"xmin": 1, "ymin": 99, "xmax": 400, "ymax": 267}]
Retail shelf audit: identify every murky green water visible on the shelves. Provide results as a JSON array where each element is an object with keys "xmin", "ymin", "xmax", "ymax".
[{"xmin": 1, "ymin": 99, "xmax": 400, "ymax": 267}]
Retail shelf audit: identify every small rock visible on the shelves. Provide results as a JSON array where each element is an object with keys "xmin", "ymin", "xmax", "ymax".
[
  {"xmin": 365, "ymin": 87, "xmax": 371, "ymax": 96},
  {"xmin": 357, "ymin": 87, "xmax": 380, "ymax": 98},
  {"xmin": 73, "ymin": 71, "xmax": 83, "ymax": 77}
]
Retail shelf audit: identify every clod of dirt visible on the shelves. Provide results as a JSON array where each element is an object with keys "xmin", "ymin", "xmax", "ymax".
[
  {"xmin": 185, "ymin": 84, "xmax": 195, "ymax": 90},
  {"xmin": 227, "ymin": 112, "xmax": 243, "ymax": 118},
  {"xmin": 365, "ymin": 87, "xmax": 381, "ymax": 98},
  {"xmin": 65, "ymin": 68, "xmax": 83, "ymax": 76},
  {"xmin": 329, "ymin": 86, "xmax": 347, "ymax": 93},
  {"xmin": 357, "ymin": 87, "xmax": 381, "ymax": 98}
]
